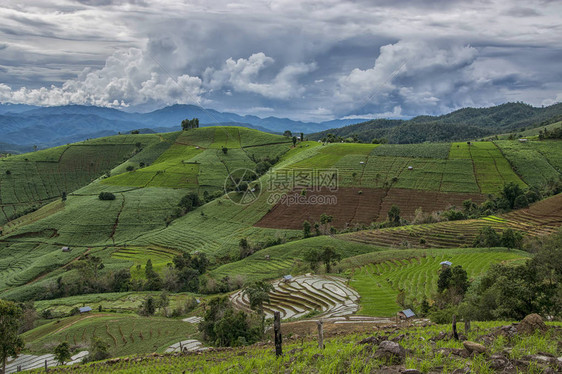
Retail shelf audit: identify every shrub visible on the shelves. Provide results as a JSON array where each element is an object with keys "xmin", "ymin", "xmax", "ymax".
[{"xmin": 98, "ymin": 192, "xmax": 116, "ymax": 201}]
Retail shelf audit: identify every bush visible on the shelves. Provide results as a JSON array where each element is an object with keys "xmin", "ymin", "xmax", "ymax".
[{"xmin": 98, "ymin": 192, "xmax": 116, "ymax": 201}]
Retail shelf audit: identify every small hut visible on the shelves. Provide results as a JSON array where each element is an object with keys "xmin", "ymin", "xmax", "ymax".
[
  {"xmin": 397, "ymin": 309, "xmax": 416, "ymax": 323},
  {"xmin": 408, "ymin": 166, "xmax": 413, "ymax": 170},
  {"xmin": 79, "ymin": 306, "xmax": 92, "ymax": 314},
  {"xmin": 440, "ymin": 260, "xmax": 452, "ymax": 268},
  {"xmin": 61, "ymin": 246, "xmax": 71, "ymax": 253},
  {"xmin": 282, "ymin": 275, "xmax": 293, "ymax": 283}
]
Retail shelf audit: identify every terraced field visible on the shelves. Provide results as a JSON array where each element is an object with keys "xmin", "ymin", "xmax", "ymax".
[
  {"xmin": 111, "ymin": 246, "xmax": 179, "ymax": 279},
  {"xmin": 449, "ymin": 142, "xmax": 526, "ymax": 193},
  {"xmin": 23, "ymin": 313, "xmax": 198, "ymax": 357},
  {"xmin": 211, "ymin": 236, "xmax": 382, "ymax": 283},
  {"xmin": 342, "ymin": 193, "xmax": 562, "ymax": 248},
  {"xmin": 0, "ymin": 134, "xmax": 164, "ymax": 226},
  {"xmin": 230, "ymin": 275, "xmax": 359, "ymax": 319},
  {"xmin": 495, "ymin": 140, "xmax": 560, "ymax": 187},
  {"xmin": 349, "ymin": 248, "xmax": 528, "ymax": 316},
  {"xmin": 102, "ymin": 127, "xmax": 291, "ymax": 191}
]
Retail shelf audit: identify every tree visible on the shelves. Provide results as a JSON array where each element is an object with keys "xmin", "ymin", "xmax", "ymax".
[
  {"xmin": 178, "ymin": 192, "xmax": 201, "ymax": 213},
  {"xmin": 319, "ymin": 246, "xmax": 341, "ymax": 273},
  {"xmin": 304, "ymin": 248, "xmax": 320, "ymax": 271},
  {"xmin": 501, "ymin": 228, "xmax": 523, "ymax": 249},
  {"xmin": 61, "ymin": 191, "xmax": 67, "ymax": 202},
  {"xmin": 501, "ymin": 182, "xmax": 525, "ymax": 209},
  {"xmin": 54, "ymin": 342, "xmax": 71, "ymax": 365},
  {"xmin": 302, "ymin": 220, "xmax": 311, "ymax": 238},
  {"xmin": 181, "ymin": 118, "xmax": 199, "ymax": 131},
  {"xmin": 388, "ymin": 205, "xmax": 401, "ymax": 225},
  {"xmin": 283, "ymin": 130, "xmax": 292, "ymax": 137},
  {"xmin": 292, "ymin": 136, "xmax": 297, "ymax": 146},
  {"xmin": 158, "ymin": 291, "xmax": 170, "ymax": 315},
  {"xmin": 222, "ymin": 146, "xmax": 228, "ymax": 154},
  {"xmin": 140, "ymin": 296, "xmax": 156, "ymax": 316},
  {"xmin": 243, "ymin": 281, "xmax": 274, "ymax": 315},
  {"xmin": 87, "ymin": 337, "xmax": 110, "ymax": 362},
  {"xmin": 0, "ymin": 299, "xmax": 24, "ymax": 374},
  {"xmin": 473, "ymin": 226, "xmax": 501, "ymax": 247}
]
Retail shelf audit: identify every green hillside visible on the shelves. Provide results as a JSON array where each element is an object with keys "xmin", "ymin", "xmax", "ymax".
[
  {"xmin": 0, "ymin": 128, "xmax": 560, "ymax": 303},
  {"xmin": 0, "ymin": 125, "xmax": 561, "ymax": 368}
]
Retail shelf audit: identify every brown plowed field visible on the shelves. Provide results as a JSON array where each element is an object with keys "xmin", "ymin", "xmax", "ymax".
[{"xmin": 255, "ymin": 187, "xmax": 485, "ymax": 230}]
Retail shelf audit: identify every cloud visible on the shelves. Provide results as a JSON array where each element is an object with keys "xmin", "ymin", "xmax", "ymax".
[
  {"xmin": 204, "ymin": 53, "xmax": 316, "ymax": 99},
  {"xmin": 0, "ymin": 47, "xmax": 204, "ymax": 108},
  {"xmin": 1, "ymin": 0, "xmax": 562, "ymax": 120}
]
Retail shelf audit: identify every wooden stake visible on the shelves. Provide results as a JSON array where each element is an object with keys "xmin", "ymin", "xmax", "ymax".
[
  {"xmin": 465, "ymin": 319, "xmax": 471, "ymax": 334},
  {"xmin": 274, "ymin": 311, "xmax": 282, "ymax": 357},
  {"xmin": 317, "ymin": 319, "xmax": 324, "ymax": 349},
  {"xmin": 452, "ymin": 314, "xmax": 459, "ymax": 340},
  {"xmin": 45, "ymin": 359, "xmax": 48, "ymax": 372}
]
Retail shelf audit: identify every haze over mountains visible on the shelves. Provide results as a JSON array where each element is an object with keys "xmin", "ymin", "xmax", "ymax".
[
  {"xmin": 1, "ymin": 101, "xmax": 561, "ymax": 153},
  {"xmin": 0, "ymin": 103, "xmax": 371, "ymax": 152}
]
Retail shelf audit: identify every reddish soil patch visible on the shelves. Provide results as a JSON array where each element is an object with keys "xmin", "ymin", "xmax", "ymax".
[{"xmin": 255, "ymin": 188, "xmax": 485, "ymax": 230}]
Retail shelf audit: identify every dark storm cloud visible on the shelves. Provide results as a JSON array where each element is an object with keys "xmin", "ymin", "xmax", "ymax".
[{"xmin": 0, "ymin": 0, "xmax": 561, "ymax": 121}]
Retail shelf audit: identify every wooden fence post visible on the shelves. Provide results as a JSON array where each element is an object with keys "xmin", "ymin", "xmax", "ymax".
[
  {"xmin": 465, "ymin": 319, "xmax": 471, "ymax": 334},
  {"xmin": 317, "ymin": 319, "xmax": 324, "ymax": 349},
  {"xmin": 274, "ymin": 311, "xmax": 282, "ymax": 357},
  {"xmin": 452, "ymin": 315, "xmax": 459, "ymax": 340},
  {"xmin": 45, "ymin": 359, "xmax": 48, "ymax": 372}
]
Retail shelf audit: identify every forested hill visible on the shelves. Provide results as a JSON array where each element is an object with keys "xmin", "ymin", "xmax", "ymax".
[{"xmin": 310, "ymin": 102, "xmax": 562, "ymax": 143}]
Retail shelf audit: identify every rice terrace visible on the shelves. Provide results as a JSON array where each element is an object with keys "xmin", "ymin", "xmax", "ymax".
[{"xmin": 2, "ymin": 2, "xmax": 562, "ymax": 373}]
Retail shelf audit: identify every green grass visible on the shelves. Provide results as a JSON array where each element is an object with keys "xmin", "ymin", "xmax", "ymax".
[
  {"xmin": 23, "ymin": 313, "xmax": 198, "ymax": 357},
  {"xmin": 349, "ymin": 248, "xmax": 528, "ymax": 316},
  {"xmin": 27, "ymin": 321, "xmax": 562, "ymax": 374}
]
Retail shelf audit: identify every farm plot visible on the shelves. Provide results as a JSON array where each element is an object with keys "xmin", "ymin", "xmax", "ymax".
[
  {"xmin": 350, "ymin": 248, "xmax": 528, "ymax": 316},
  {"xmin": 33, "ymin": 292, "xmax": 199, "ymax": 315},
  {"xmin": 335, "ymin": 155, "xmax": 479, "ymax": 193},
  {"xmin": 0, "ymin": 242, "xmax": 81, "ymax": 292},
  {"xmin": 449, "ymin": 142, "xmax": 526, "ymax": 194},
  {"xmin": 287, "ymin": 143, "xmax": 377, "ymax": 169},
  {"xmin": 255, "ymin": 187, "xmax": 485, "ymax": 230},
  {"xmin": 111, "ymin": 246, "xmax": 178, "ymax": 279},
  {"xmin": 23, "ymin": 313, "xmax": 198, "ymax": 357},
  {"xmin": 5, "ymin": 351, "xmax": 88, "ymax": 374},
  {"xmin": 211, "ymin": 236, "xmax": 382, "ymax": 283},
  {"xmin": 529, "ymin": 140, "xmax": 562, "ymax": 172},
  {"xmin": 230, "ymin": 274, "xmax": 360, "ymax": 319},
  {"xmin": 0, "ymin": 137, "xmax": 158, "ymax": 226},
  {"xmin": 494, "ymin": 140, "xmax": 560, "ymax": 187},
  {"xmin": 343, "ymin": 192, "xmax": 562, "ymax": 249},
  {"xmin": 371, "ymin": 143, "xmax": 451, "ymax": 159}
]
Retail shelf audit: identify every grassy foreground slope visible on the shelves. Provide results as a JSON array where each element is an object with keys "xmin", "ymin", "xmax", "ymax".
[{"xmin": 27, "ymin": 321, "xmax": 562, "ymax": 374}]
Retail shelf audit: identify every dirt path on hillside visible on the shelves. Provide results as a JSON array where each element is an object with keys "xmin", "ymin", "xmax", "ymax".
[{"xmin": 52, "ymin": 313, "xmax": 113, "ymax": 335}]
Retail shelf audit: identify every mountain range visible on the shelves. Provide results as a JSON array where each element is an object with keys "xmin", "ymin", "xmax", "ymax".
[
  {"xmin": 1, "ymin": 102, "xmax": 561, "ymax": 153},
  {"xmin": 0, "ymin": 104, "xmax": 370, "ymax": 152}
]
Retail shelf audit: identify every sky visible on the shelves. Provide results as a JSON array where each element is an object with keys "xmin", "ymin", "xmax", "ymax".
[{"xmin": 0, "ymin": 0, "xmax": 561, "ymax": 121}]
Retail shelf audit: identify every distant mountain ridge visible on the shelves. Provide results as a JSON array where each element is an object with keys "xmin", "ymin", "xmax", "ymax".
[
  {"xmin": 1, "ymin": 101, "xmax": 561, "ymax": 152},
  {"xmin": 309, "ymin": 102, "xmax": 562, "ymax": 143},
  {"xmin": 0, "ymin": 104, "xmax": 371, "ymax": 150}
]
